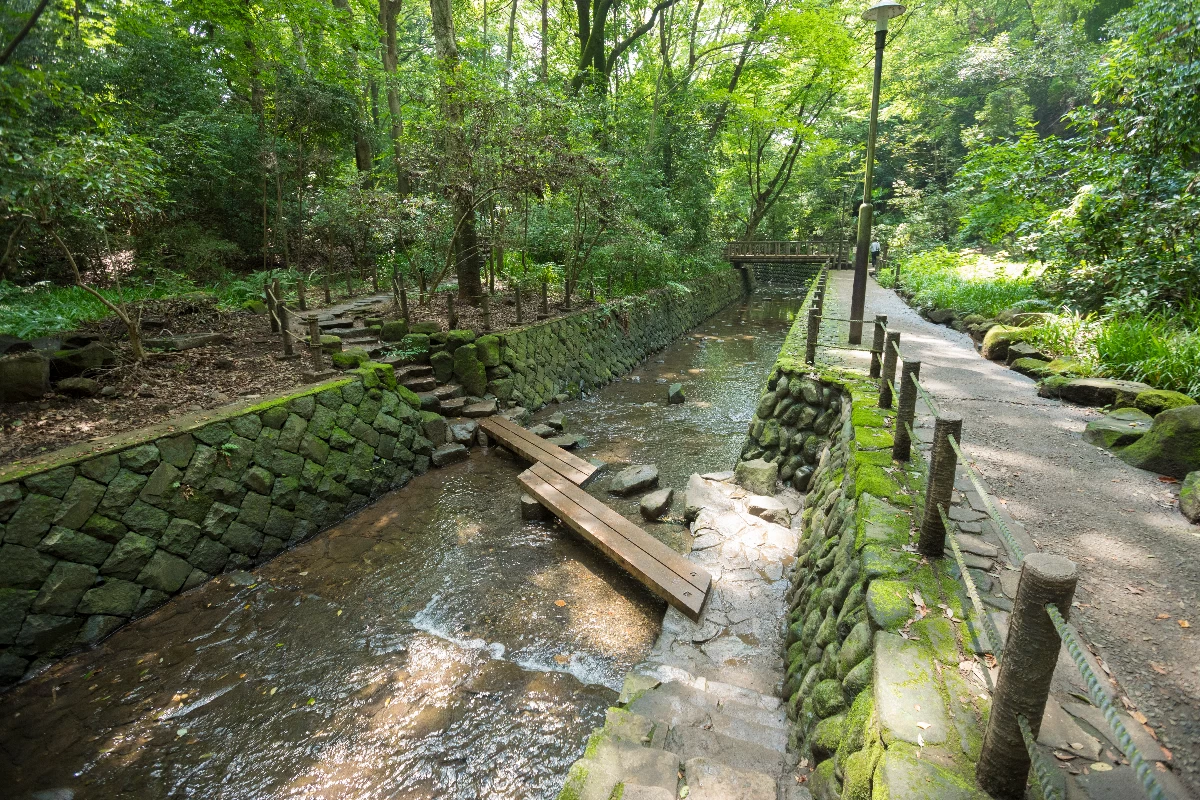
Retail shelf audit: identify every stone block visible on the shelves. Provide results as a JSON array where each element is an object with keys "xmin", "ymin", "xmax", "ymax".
[
  {"xmin": 194, "ymin": 422, "xmax": 233, "ymax": 447},
  {"xmin": 609, "ymin": 465, "xmax": 659, "ymax": 496},
  {"xmin": 77, "ymin": 614, "xmax": 124, "ymax": 645},
  {"xmin": 120, "ymin": 444, "xmax": 162, "ymax": 474},
  {"xmin": 0, "ymin": 588, "xmax": 36, "ymax": 645},
  {"xmin": 99, "ymin": 533, "xmax": 157, "ymax": 580},
  {"xmin": 135, "ymin": 588, "xmax": 171, "ymax": 616},
  {"xmin": 873, "ymin": 632, "xmax": 948, "ymax": 746},
  {"xmin": 136, "ymin": 549, "xmax": 194, "ymax": 592},
  {"xmin": 5, "ymin": 493, "xmax": 61, "ymax": 546},
  {"xmin": 139, "ymin": 462, "xmax": 182, "ymax": 507},
  {"xmin": 263, "ymin": 506, "xmax": 296, "ymax": 540},
  {"xmin": 79, "ymin": 454, "xmax": 121, "ymax": 485},
  {"xmin": 81, "ymin": 513, "xmax": 126, "ymax": 543},
  {"xmin": 160, "ymin": 519, "xmax": 202, "ymax": 557},
  {"xmin": 157, "ymin": 433, "xmax": 197, "ymax": 468},
  {"xmin": 0, "ymin": 351, "xmax": 49, "ymax": 401},
  {"xmin": 39, "ymin": 526, "xmax": 113, "ymax": 566},
  {"xmin": 52, "ymin": 477, "xmax": 106, "ymax": 531},
  {"xmin": 873, "ymin": 749, "xmax": 988, "ymax": 799},
  {"xmin": 431, "ymin": 443, "xmax": 469, "ymax": 467},
  {"xmin": 1117, "ymin": 404, "xmax": 1200, "ymax": 479},
  {"xmin": 121, "ymin": 500, "xmax": 170, "ymax": 536},
  {"xmin": 243, "ymin": 465, "xmax": 274, "ymax": 495},
  {"xmin": 221, "ymin": 521, "xmax": 264, "ymax": 556},
  {"xmin": 237, "ymin": 492, "xmax": 271, "ymax": 530},
  {"xmin": 734, "ymin": 458, "xmax": 777, "ymax": 495},
  {"xmin": 260, "ymin": 406, "xmax": 289, "ymax": 429},
  {"xmin": 639, "ymin": 488, "xmax": 674, "ymax": 520},
  {"xmin": 189, "ymin": 537, "xmax": 231, "ymax": 575},
  {"xmin": 182, "ymin": 567, "xmax": 210, "ymax": 591},
  {"xmin": 0, "ymin": 482, "xmax": 22, "ymax": 521},
  {"xmin": 289, "ymin": 395, "xmax": 316, "ymax": 419},
  {"xmin": 16, "ymin": 613, "xmax": 81, "ymax": 653},
  {"xmin": 98, "ymin": 469, "xmax": 148, "ymax": 516},
  {"xmin": 25, "ymin": 465, "xmax": 76, "ymax": 498},
  {"xmin": 231, "ymin": 414, "xmax": 263, "ymax": 439},
  {"xmin": 78, "ymin": 578, "xmax": 142, "ymax": 617},
  {"xmin": 278, "ymin": 414, "xmax": 307, "ymax": 452}
]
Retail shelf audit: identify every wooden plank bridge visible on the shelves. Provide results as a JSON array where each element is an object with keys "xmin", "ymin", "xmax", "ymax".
[
  {"xmin": 724, "ymin": 240, "xmax": 849, "ymax": 267},
  {"xmin": 481, "ymin": 416, "xmax": 712, "ymax": 620}
]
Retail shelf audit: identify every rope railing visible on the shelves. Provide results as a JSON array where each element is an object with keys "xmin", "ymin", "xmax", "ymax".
[
  {"xmin": 1046, "ymin": 604, "xmax": 1168, "ymax": 800},
  {"xmin": 1017, "ymin": 714, "xmax": 1063, "ymax": 800},
  {"xmin": 939, "ymin": 506, "xmax": 1005, "ymax": 668},
  {"xmin": 946, "ymin": 433, "xmax": 1027, "ymax": 563}
]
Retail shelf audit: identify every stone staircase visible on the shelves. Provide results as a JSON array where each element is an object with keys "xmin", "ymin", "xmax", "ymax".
[{"xmin": 559, "ymin": 474, "xmax": 809, "ymax": 800}]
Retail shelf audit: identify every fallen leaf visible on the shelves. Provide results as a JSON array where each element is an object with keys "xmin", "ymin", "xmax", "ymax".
[
  {"xmin": 1156, "ymin": 613, "xmax": 1171, "ymax": 620},
  {"xmin": 916, "ymin": 722, "xmax": 931, "ymax": 730},
  {"xmin": 336, "ymin": 609, "xmax": 343, "ymax": 616},
  {"xmin": 307, "ymin": 697, "xmax": 316, "ymax": 706},
  {"xmin": 1091, "ymin": 762, "xmax": 1113, "ymax": 772},
  {"xmin": 1054, "ymin": 751, "xmax": 1076, "ymax": 761},
  {"xmin": 1180, "ymin": 620, "xmax": 1191, "ymax": 628},
  {"xmin": 1150, "ymin": 662, "xmax": 1168, "ymax": 675},
  {"xmin": 176, "ymin": 727, "xmax": 189, "ymax": 737},
  {"xmin": 1071, "ymin": 742, "xmax": 1084, "ymax": 750},
  {"xmin": 1157, "ymin": 476, "xmax": 1180, "ymax": 484},
  {"xmin": 1132, "ymin": 710, "xmax": 1149, "ymax": 724},
  {"xmin": 917, "ymin": 733, "xmax": 925, "ymax": 747},
  {"xmin": 554, "ymin": 599, "xmax": 566, "ymax": 607},
  {"xmin": 1126, "ymin": 585, "xmax": 1145, "ymax": 595}
]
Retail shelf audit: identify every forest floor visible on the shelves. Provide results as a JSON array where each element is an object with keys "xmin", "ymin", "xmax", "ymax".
[
  {"xmin": 844, "ymin": 271, "xmax": 1200, "ymax": 791},
  {"xmin": 0, "ymin": 284, "xmax": 596, "ymax": 464}
]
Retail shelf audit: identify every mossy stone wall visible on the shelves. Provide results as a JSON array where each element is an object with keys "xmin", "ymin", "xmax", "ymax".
[
  {"xmin": 0, "ymin": 362, "xmax": 439, "ymax": 686},
  {"xmin": 495, "ymin": 270, "xmax": 744, "ymax": 410}
]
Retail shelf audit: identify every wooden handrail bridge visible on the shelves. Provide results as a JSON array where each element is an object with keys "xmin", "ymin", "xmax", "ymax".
[{"xmin": 724, "ymin": 240, "xmax": 850, "ymax": 267}]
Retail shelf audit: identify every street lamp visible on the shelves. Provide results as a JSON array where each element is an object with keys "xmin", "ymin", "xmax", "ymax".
[{"xmin": 848, "ymin": 0, "xmax": 905, "ymax": 344}]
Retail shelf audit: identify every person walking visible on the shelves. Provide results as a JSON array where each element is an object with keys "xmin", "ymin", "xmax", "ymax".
[{"xmin": 869, "ymin": 240, "xmax": 881, "ymax": 271}]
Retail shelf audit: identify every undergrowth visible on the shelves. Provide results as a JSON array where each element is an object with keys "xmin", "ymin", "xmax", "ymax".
[{"xmin": 875, "ymin": 247, "xmax": 1040, "ymax": 318}]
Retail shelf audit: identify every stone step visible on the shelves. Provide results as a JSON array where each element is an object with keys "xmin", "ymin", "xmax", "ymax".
[
  {"xmin": 684, "ymin": 757, "xmax": 776, "ymax": 800},
  {"xmin": 403, "ymin": 376, "xmax": 438, "ymax": 392},
  {"xmin": 337, "ymin": 329, "xmax": 379, "ymax": 342},
  {"xmin": 634, "ymin": 679, "xmax": 788, "ymax": 734},
  {"xmin": 396, "ymin": 364, "xmax": 433, "ymax": 380},
  {"xmin": 440, "ymin": 397, "xmax": 467, "ymax": 414},
  {"xmin": 574, "ymin": 739, "xmax": 679, "ymax": 800},
  {"xmin": 636, "ymin": 663, "xmax": 783, "ymax": 713},
  {"xmin": 432, "ymin": 383, "xmax": 464, "ymax": 400},
  {"xmin": 627, "ymin": 684, "xmax": 788, "ymax": 753},
  {"xmin": 414, "ymin": 392, "xmax": 440, "ymax": 412},
  {"xmin": 663, "ymin": 725, "xmax": 784, "ymax": 777}
]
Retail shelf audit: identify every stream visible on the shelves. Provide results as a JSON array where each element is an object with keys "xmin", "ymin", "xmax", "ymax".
[{"xmin": 0, "ymin": 285, "xmax": 805, "ymax": 800}]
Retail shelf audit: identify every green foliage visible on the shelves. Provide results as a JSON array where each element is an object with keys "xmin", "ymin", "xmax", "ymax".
[
  {"xmin": 0, "ymin": 280, "xmax": 177, "ymax": 338},
  {"xmin": 881, "ymin": 248, "xmax": 1039, "ymax": 317}
]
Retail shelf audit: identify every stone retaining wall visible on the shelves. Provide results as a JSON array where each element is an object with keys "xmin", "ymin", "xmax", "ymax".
[
  {"xmin": 740, "ymin": 306, "xmax": 991, "ymax": 797},
  {"xmin": 0, "ymin": 362, "xmax": 437, "ymax": 685},
  {"xmin": 497, "ymin": 270, "xmax": 744, "ymax": 410}
]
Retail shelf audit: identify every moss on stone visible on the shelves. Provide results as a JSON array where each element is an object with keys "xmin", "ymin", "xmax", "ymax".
[
  {"xmin": 855, "ymin": 464, "xmax": 910, "ymax": 506},
  {"xmin": 1135, "ymin": 388, "xmax": 1196, "ymax": 415},
  {"xmin": 856, "ymin": 426, "xmax": 894, "ymax": 449},
  {"xmin": 866, "ymin": 580, "xmax": 913, "ymax": 630}
]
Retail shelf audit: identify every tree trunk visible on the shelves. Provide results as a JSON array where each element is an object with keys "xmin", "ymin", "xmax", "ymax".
[
  {"xmin": 429, "ymin": 0, "xmax": 483, "ymax": 302},
  {"xmin": 540, "ymin": 0, "xmax": 548, "ymax": 80},
  {"xmin": 50, "ymin": 229, "xmax": 145, "ymax": 361},
  {"xmin": 380, "ymin": 0, "xmax": 410, "ymax": 195}
]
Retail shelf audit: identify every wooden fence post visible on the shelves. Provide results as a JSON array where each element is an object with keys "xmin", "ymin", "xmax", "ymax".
[
  {"xmin": 447, "ymin": 293, "xmax": 458, "ymax": 330},
  {"xmin": 308, "ymin": 318, "xmax": 324, "ymax": 370},
  {"xmin": 892, "ymin": 359, "xmax": 920, "ymax": 462},
  {"xmin": 515, "ymin": 284, "xmax": 523, "ymax": 324},
  {"xmin": 297, "ymin": 280, "xmax": 307, "ymax": 312},
  {"xmin": 323, "ymin": 274, "xmax": 332, "ymax": 304},
  {"xmin": 278, "ymin": 304, "xmax": 294, "ymax": 357},
  {"xmin": 805, "ymin": 308, "xmax": 820, "ymax": 365},
  {"xmin": 977, "ymin": 555, "xmax": 1079, "ymax": 799},
  {"xmin": 264, "ymin": 282, "xmax": 279, "ymax": 333},
  {"xmin": 540, "ymin": 280, "xmax": 549, "ymax": 316},
  {"xmin": 918, "ymin": 413, "xmax": 962, "ymax": 557},
  {"xmin": 879, "ymin": 331, "xmax": 900, "ymax": 409},
  {"xmin": 870, "ymin": 314, "xmax": 888, "ymax": 378}
]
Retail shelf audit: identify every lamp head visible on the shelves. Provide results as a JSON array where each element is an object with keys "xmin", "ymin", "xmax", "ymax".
[{"xmin": 863, "ymin": 0, "xmax": 906, "ymax": 31}]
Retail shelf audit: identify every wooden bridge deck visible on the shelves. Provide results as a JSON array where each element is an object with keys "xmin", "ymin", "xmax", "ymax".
[
  {"xmin": 483, "ymin": 415, "xmax": 711, "ymax": 620},
  {"xmin": 724, "ymin": 240, "xmax": 848, "ymax": 265},
  {"xmin": 480, "ymin": 415, "xmax": 598, "ymax": 486},
  {"xmin": 519, "ymin": 462, "xmax": 711, "ymax": 620}
]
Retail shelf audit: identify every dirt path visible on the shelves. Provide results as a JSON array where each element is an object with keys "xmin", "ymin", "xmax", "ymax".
[{"xmin": 825, "ymin": 270, "xmax": 1200, "ymax": 790}]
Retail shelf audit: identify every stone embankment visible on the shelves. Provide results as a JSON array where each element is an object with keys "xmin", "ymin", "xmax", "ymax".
[{"xmin": 0, "ymin": 270, "xmax": 747, "ymax": 688}]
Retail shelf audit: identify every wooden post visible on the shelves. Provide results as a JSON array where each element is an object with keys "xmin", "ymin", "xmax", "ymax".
[
  {"xmin": 978, "ymin": 555, "xmax": 1079, "ymax": 799},
  {"xmin": 892, "ymin": 359, "xmax": 920, "ymax": 462},
  {"xmin": 264, "ymin": 282, "xmax": 279, "ymax": 333},
  {"xmin": 323, "ymin": 274, "xmax": 332, "ymax": 304},
  {"xmin": 481, "ymin": 293, "xmax": 492, "ymax": 331},
  {"xmin": 447, "ymin": 293, "xmax": 458, "ymax": 330},
  {"xmin": 805, "ymin": 308, "xmax": 819, "ymax": 366},
  {"xmin": 271, "ymin": 279, "xmax": 281, "ymax": 316},
  {"xmin": 400, "ymin": 287, "xmax": 409, "ymax": 323},
  {"xmin": 279, "ymin": 304, "xmax": 294, "ymax": 357},
  {"xmin": 879, "ymin": 331, "xmax": 899, "ymax": 409},
  {"xmin": 345, "ymin": 273, "xmax": 353, "ymax": 298},
  {"xmin": 918, "ymin": 413, "xmax": 961, "ymax": 557},
  {"xmin": 297, "ymin": 279, "xmax": 307, "ymax": 311},
  {"xmin": 308, "ymin": 318, "xmax": 324, "ymax": 369},
  {"xmin": 515, "ymin": 284, "xmax": 523, "ymax": 324},
  {"xmin": 869, "ymin": 314, "xmax": 888, "ymax": 378},
  {"xmin": 391, "ymin": 271, "xmax": 400, "ymax": 308}
]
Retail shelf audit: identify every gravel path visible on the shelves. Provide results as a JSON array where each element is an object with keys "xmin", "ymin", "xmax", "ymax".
[{"xmin": 829, "ymin": 271, "xmax": 1200, "ymax": 790}]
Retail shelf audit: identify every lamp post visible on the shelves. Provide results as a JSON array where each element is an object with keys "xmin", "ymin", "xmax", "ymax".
[{"xmin": 849, "ymin": 0, "xmax": 905, "ymax": 345}]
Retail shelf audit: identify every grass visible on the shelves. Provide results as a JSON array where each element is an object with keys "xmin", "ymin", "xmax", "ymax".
[
  {"xmin": 0, "ymin": 281, "xmax": 181, "ymax": 339},
  {"xmin": 876, "ymin": 247, "xmax": 1041, "ymax": 318},
  {"xmin": 884, "ymin": 247, "xmax": 1200, "ymax": 399}
]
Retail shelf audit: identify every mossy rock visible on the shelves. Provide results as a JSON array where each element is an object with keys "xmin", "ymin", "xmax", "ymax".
[
  {"xmin": 444, "ymin": 329, "xmax": 476, "ymax": 351},
  {"xmin": 1117, "ymin": 405, "xmax": 1200, "ymax": 479},
  {"xmin": 380, "ymin": 320, "xmax": 408, "ymax": 342},
  {"xmin": 330, "ymin": 348, "xmax": 370, "ymax": 370},
  {"xmin": 1038, "ymin": 376, "xmax": 1154, "ymax": 407},
  {"xmin": 1082, "ymin": 407, "xmax": 1153, "ymax": 450},
  {"xmin": 312, "ymin": 335, "xmax": 342, "ymax": 353},
  {"xmin": 1008, "ymin": 357, "xmax": 1050, "ymax": 377},
  {"xmin": 430, "ymin": 351, "xmax": 454, "ymax": 383},
  {"xmin": 1181, "ymin": 471, "xmax": 1199, "ymax": 523},
  {"xmin": 808, "ymin": 759, "xmax": 841, "ymax": 800},
  {"xmin": 409, "ymin": 321, "xmax": 440, "ymax": 335},
  {"xmin": 475, "ymin": 334, "xmax": 501, "ymax": 367},
  {"xmin": 980, "ymin": 325, "xmax": 1032, "ymax": 360},
  {"xmin": 866, "ymin": 580, "xmax": 913, "ymax": 630},
  {"xmin": 1135, "ymin": 389, "xmax": 1196, "ymax": 416},
  {"xmin": 810, "ymin": 713, "xmax": 846, "ymax": 761}
]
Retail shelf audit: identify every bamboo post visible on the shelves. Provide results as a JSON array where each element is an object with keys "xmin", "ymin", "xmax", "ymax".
[
  {"xmin": 977, "ymin": 555, "xmax": 1079, "ymax": 799},
  {"xmin": 805, "ymin": 308, "xmax": 820, "ymax": 366},
  {"xmin": 869, "ymin": 314, "xmax": 888, "ymax": 378},
  {"xmin": 879, "ymin": 331, "xmax": 900, "ymax": 409},
  {"xmin": 918, "ymin": 414, "xmax": 962, "ymax": 557},
  {"xmin": 892, "ymin": 359, "xmax": 920, "ymax": 462},
  {"xmin": 297, "ymin": 279, "xmax": 307, "ymax": 311}
]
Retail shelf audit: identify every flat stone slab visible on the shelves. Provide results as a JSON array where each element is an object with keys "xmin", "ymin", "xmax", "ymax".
[
  {"xmin": 874, "ymin": 632, "xmax": 949, "ymax": 746},
  {"xmin": 1038, "ymin": 377, "xmax": 1153, "ymax": 407},
  {"xmin": 745, "ymin": 495, "xmax": 789, "ymax": 526},
  {"xmin": 528, "ymin": 423, "xmax": 556, "ymax": 437},
  {"xmin": 609, "ymin": 464, "xmax": 660, "ymax": 496},
  {"xmin": 547, "ymin": 434, "xmax": 580, "ymax": 449},
  {"xmin": 874, "ymin": 749, "xmax": 990, "ymax": 799},
  {"xmin": 1083, "ymin": 407, "xmax": 1154, "ymax": 450},
  {"xmin": 684, "ymin": 757, "xmax": 775, "ymax": 800},
  {"xmin": 640, "ymin": 488, "xmax": 674, "ymax": 520},
  {"xmin": 462, "ymin": 399, "xmax": 497, "ymax": 418},
  {"xmin": 430, "ymin": 443, "xmax": 469, "ymax": 467}
]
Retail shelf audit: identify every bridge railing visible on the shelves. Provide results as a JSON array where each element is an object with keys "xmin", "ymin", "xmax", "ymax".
[{"xmin": 723, "ymin": 240, "xmax": 845, "ymax": 258}]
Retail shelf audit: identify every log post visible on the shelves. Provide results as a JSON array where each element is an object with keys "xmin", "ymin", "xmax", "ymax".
[
  {"xmin": 279, "ymin": 304, "xmax": 294, "ymax": 357},
  {"xmin": 869, "ymin": 314, "xmax": 888, "ymax": 378},
  {"xmin": 540, "ymin": 280, "xmax": 548, "ymax": 316},
  {"xmin": 892, "ymin": 359, "xmax": 920, "ymax": 462},
  {"xmin": 977, "ymin": 555, "xmax": 1079, "ymax": 799},
  {"xmin": 400, "ymin": 287, "xmax": 409, "ymax": 323},
  {"xmin": 297, "ymin": 279, "xmax": 307, "ymax": 311},
  {"xmin": 391, "ymin": 271, "xmax": 400, "ymax": 308},
  {"xmin": 805, "ymin": 308, "xmax": 820, "ymax": 366},
  {"xmin": 879, "ymin": 331, "xmax": 900, "ymax": 409},
  {"xmin": 264, "ymin": 282, "xmax": 279, "ymax": 333},
  {"xmin": 515, "ymin": 284, "xmax": 523, "ymax": 324},
  {"xmin": 308, "ymin": 318, "xmax": 324, "ymax": 370},
  {"xmin": 918, "ymin": 413, "xmax": 962, "ymax": 557},
  {"xmin": 323, "ymin": 274, "xmax": 332, "ymax": 304}
]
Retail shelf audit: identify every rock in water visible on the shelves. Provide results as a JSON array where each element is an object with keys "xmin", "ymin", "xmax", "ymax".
[
  {"xmin": 546, "ymin": 412, "xmax": 566, "ymax": 431},
  {"xmin": 609, "ymin": 464, "xmax": 659, "ymax": 495},
  {"xmin": 527, "ymin": 423, "xmax": 556, "ymax": 438},
  {"xmin": 1117, "ymin": 405, "xmax": 1200, "ymax": 479},
  {"xmin": 667, "ymin": 383, "xmax": 685, "ymax": 404},
  {"xmin": 547, "ymin": 434, "xmax": 579, "ymax": 449},
  {"xmin": 431, "ymin": 443, "xmax": 469, "ymax": 467},
  {"xmin": 520, "ymin": 493, "xmax": 549, "ymax": 521},
  {"xmin": 1082, "ymin": 407, "xmax": 1154, "ymax": 450},
  {"xmin": 462, "ymin": 399, "xmax": 497, "ymax": 418},
  {"xmin": 735, "ymin": 458, "xmax": 778, "ymax": 495},
  {"xmin": 1181, "ymin": 472, "xmax": 1200, "ymax": 523},
  {"xmin": 640, "ymin": 488, "xmax": 674, "ymax": 520},
  {"xmin": 746, "ymin": 494, "xmax": 790, "ymax": 526}
]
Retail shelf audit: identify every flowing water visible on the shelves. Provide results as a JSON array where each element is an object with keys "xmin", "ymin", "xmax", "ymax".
[{"xmin": 0, "ymin": 286, "xmax": 805, "ymax": 800}]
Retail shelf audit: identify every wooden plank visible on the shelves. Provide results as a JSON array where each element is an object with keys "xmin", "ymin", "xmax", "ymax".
[
  {"xmin": 519, "ymin": 469, "xmax": 708, "ymax": 620},
  {"xmin": 530, "ymin": 462, "xmax": 709, "ymax": 595},
  {"xmin": 480, "ymin": 416, "xmax": 597, "ymax": 485}
]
